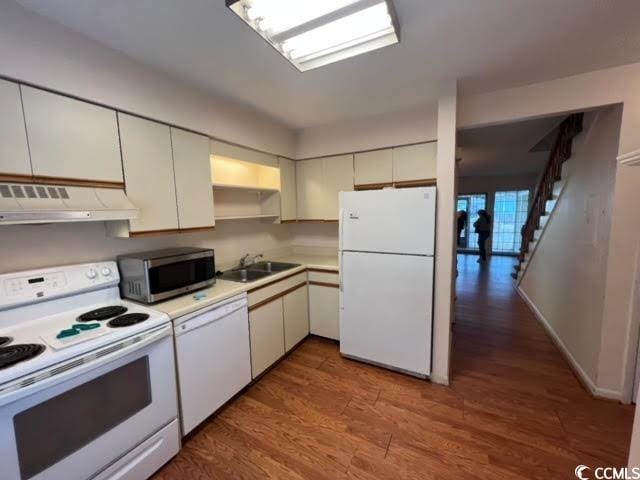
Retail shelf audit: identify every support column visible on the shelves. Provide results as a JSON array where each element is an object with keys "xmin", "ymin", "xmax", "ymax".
[{"xmin": 432, "ymin": 82, "xmax": 457, "ymax": 385}]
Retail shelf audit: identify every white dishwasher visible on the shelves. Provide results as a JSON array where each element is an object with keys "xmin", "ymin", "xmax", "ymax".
[{"xmin": 173, "ymin": 293, "xmax": 251, "ymax": 435}]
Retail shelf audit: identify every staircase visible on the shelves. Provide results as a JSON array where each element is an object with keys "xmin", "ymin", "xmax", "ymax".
[{"xmin": 512, "ymin": 113, "xmax": 583, "ymax": 281}]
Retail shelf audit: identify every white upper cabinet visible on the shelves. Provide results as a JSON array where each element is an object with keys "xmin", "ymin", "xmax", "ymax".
[
  {"xmin": 296, "ymin": 155, "xmax": 354, "ymax": 221},
  {"xmin": 392, "ymin": 143, "xmax": 437, "ymax": 183},
  {"xmin": 21, "ymin": 86, "xmax": 123, "ymax": 184},
  {"xmin": 171, "ymin": 128, "xmax": 215, "ymax": 229},
  {"xmin": 0, "ymin": 80, "xmax": 31, "ymax": 178},
  {"xmin": 118, "ymin": 114, "xmax": 178, "ymax": 233},
  {"xmin": 354, "ymin": 149, "xmax": 392, "ymax": 186},
  {"xmin": 296, "ymin": 158, "xmax": 324, "ymax": 220},
  {"xmin": 279, "ymin": 157, "xmax": 297, "ymax": 221},
  {"xmin": 322, "ymin": 155, "xmax": 354, "ymax": 220}
]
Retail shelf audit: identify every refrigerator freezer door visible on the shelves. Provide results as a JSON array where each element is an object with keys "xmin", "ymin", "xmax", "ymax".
[
  {"xmin": 340, "ymin": 187, "xmax": 436, "ymax": 255},
  {"xmin": 340, "ymin": 251, "xmax": 433, "ymax": 376}
]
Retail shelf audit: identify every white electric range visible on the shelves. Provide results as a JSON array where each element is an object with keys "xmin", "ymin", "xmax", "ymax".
[{"xmin": 0, "ymin": 261, "xmax": 180, "ymax": 480}]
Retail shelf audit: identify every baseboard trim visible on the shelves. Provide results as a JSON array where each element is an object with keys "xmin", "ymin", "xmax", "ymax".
[{"xmin": 516, "ymin": 286, "xmax": 623, "ymax": 402}]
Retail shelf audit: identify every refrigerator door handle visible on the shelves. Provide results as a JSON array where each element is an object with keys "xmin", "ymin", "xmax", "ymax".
[
  {"xmin": 338, "ymin": 207, "xmax": 344, "ymax": 252},
  {"xmin": 339, "ymin": 250, "xmax": 344, "ymax": 309}
]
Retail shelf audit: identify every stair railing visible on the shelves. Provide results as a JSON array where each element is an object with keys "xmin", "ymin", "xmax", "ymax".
[{"xmin": 518, "ymin": 113, "xmax": 583, "ymax": 262}]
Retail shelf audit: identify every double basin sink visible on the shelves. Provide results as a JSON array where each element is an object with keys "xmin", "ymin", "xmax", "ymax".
[{"xmin": 220, "ymin": 261, "xmax": 301, "ymax": 283}]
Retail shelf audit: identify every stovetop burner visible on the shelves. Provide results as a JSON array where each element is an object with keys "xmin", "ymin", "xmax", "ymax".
[
  {"xmin": 0, "ymin": 337, "xmax": 13, "ymax": 347},
  {"xmin": 0, "ymin": 344, "xmax": 45, "ymax": 370},
  {"xmin": 78, "ymin": 306, "xmax": 128, "ymax": 322},
  {"xmin": 108, "ymin": 313, "xmax": 150, "ymax": 328}
]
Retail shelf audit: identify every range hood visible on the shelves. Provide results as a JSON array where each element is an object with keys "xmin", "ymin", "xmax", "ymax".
[{"xmin": 0, "ymin": 183, "xmax": 138, "ymax": 225}]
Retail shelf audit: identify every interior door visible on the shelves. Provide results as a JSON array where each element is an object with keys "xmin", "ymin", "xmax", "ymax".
[
  {"xmin": 340, "ymin": 251, "xmax": 433, "ymax": 376},
  {"xmin": 340, "ymin": 187, "xmax": 436, "ymax": 255}
]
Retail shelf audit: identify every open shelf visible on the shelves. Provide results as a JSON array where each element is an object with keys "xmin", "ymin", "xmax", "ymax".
[
  {"xmin": 212, "ymin": 183, "xmax": 279, "ymax": 193},
  {"xmin": 216, "ymin": 214, "xmax": 279, "ymax": 221}
]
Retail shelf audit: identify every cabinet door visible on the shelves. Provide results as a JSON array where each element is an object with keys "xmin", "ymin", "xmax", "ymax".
[
  {"xmin": 283, "ymin": 285, "xmax": 309, "ymax": 351},
  {"xmin": 0, "ymin": 81, "xmax": 31, "ymax": 178},
  {"xmin": 322, "ymin": 155, "xmax": 354, "ymax": 221},
  {"xmin": 21, "ymin": 86, "xmax": 123, "ymax": 184},
  {"xmin": 279, "ymin": 157, "xmax": 297, "ymax": 221},
  {"xmin": 392, "ymin": 143, "xmax": 437, "ymax": 183},
  {"xmin": 171, "ymin": 128, "xmax": 215, "ymax": 229},
  {"xmin": 354, "ymin": 149, "xmax": 392, "ymax": 186},
  {"xmin": 296, "ymin": 158, "xmax": 324, "ymax": 220},
  {"xmin": 309, "ymin": 284, "xmax": 340, "ymax": 340},
  {"xmin": 249, "ymin": 299, "xmax": 285, "ymax": 378},
  {"xmin": 119, "ymin": 114, "xmax": 178, "ymax": 233}
]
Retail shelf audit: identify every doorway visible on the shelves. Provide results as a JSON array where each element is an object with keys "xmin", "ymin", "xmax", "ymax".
[
  {"xmin": 492, "ymin": 190, "xmax": 530, "ymax": 255},
  {"xmin": 456, "ymin": 193, "xmax": 487, "ymax": 251}
]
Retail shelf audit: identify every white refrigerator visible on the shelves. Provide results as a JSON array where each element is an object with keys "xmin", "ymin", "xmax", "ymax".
[{"xmin": 339, "ymin": 187, "xmax": 435, "ymax": 377}]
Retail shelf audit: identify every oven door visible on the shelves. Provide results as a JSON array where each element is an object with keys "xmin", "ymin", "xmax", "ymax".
[{"xmin": 0, "ymin": 324, "xmax": 178, "ymax": 480}]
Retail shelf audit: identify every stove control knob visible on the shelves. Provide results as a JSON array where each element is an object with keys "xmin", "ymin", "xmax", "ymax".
[
  {"xmin": 86, "ymin": 268, "xmax": 98, "ymax": 279},
  {"xmin": 101, "ymin": 267, "xmax": 112, "ymax": 277}
]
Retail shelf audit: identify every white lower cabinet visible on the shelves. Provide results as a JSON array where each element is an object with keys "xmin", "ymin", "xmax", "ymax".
[
  {"xmin": 249, "ymin": 298, "xmax": 285, "ymax": 378},
  {"xmin": 283, "ymin": 285, "xmax": 309, "ymax": 351},
  {"xmin": 309, "ymin": 283, "xmax": 340, "ymax": 340}
]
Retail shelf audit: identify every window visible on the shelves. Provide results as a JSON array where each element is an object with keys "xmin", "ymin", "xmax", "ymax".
[
  {"xmin": 456, "ymin": 194, "xmax": 487, "ymax": 250},
  {"xmin": 492, "ymin": 190, "xmax": 529, "ymax": 254}
]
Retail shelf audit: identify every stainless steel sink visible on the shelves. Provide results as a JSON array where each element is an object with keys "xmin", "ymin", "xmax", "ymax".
[
  {"xmin": 219, "ymin": 268, "xmax": 272, "ymax": 283},
  {"xmin": 220, "ymin": 260, "xmax": 301, "ymax": 283},
  {"xmin": 250, "ymin": 261, "xmax": 300, "ymax": 273}
]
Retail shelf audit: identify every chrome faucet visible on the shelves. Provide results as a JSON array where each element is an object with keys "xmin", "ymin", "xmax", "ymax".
[{"xmin": 239, "ymin": 253, "xmax": 263, "ymax": 267}]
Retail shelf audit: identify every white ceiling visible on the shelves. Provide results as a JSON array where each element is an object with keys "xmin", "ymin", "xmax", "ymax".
[
  {"xmin": 457, "ymin": 115, "xmax": 565, "ymax": 176},
  {"xmin": 16, "ymin": 0, "xmax": 640, "ymax": 129}
]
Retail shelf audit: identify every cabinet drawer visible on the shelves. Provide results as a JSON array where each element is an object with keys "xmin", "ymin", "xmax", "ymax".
[
  {"xmin": 308, "ymin": 270, "xmax": 339, "ymax": 285},
  {"xmin": 248, "ymin": 271, "xmax": 307, "ymax": 307}
]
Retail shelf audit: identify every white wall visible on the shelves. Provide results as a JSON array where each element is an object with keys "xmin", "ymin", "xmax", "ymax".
[
  {"xmin": 0, "ymin": 1, "xmax": 296, "ymax": 158},
  {"xmin": 289, "ymin": 223, "xmax": 339, "ymax": 249},
  {"xmin": 458, "ymin": 173, "xmax": 538, "ymax": 196},
  {"xmin": 0, "ymin": 221, "xmax": 292, "ymax": 274},
  {"xmin": 458, "ymin": 62, "xmax": 640, "ymax": 402},
  {"xmin": 296, "ymin": 104, "xmax": 437, "ymax": 159},
  {"xmin": 519, "ymin": 107, "xmax": 621, "ymax": 390}
]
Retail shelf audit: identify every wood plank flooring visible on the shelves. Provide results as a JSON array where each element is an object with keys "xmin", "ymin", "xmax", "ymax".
[{"xmin": 153, "ymin": 254, "xmax": 634, "ymax": 479}]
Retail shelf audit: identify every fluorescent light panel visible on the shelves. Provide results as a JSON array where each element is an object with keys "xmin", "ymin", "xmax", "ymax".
[{"xmin": 227, "ymin": 0, "xmax": 399, "ymax": 72}]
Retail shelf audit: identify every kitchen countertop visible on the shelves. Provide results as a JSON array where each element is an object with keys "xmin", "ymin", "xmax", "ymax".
[{"xmin": 152, "ymin": 253, "xmax": 338, "ymax": 320}]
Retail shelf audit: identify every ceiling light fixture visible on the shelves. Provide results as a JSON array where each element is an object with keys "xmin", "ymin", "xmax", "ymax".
[{"xmin": 226, "ymin": 0, "xmax": 400, "ymax": 72}]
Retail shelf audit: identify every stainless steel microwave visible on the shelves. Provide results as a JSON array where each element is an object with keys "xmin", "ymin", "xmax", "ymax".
[{"xmin": 117, "ymin": 247, "xmax": 215, "ymax": 303}]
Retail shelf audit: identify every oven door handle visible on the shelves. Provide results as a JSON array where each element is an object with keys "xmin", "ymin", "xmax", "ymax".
[{"xmin": 0, "ymin": 324, "xmax": 173, "ymax": 407}]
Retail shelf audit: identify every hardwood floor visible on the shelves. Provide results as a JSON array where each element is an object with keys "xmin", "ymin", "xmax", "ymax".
[{"xmin": 153, "ymin": 254, "xmax": 634, "ymax": 479}]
